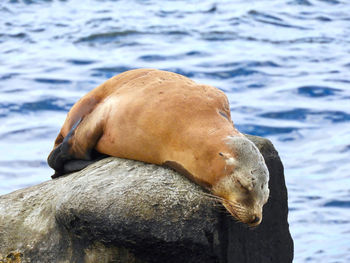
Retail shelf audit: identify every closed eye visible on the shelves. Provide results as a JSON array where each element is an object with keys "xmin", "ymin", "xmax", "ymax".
[
  {"xmin": 236, "ymin": 179, "xmax": 249, "ymax": 192},
  {"xmin": 219, "ymin": 111, "xmax": 229, "ymax": 120}
]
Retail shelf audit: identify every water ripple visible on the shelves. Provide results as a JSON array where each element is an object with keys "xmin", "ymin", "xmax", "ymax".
[
  {"xmin": 34, "ymin": 78, "xmax": 72, "ymax": 84},
  {"xmin": 91, "ymin": 66, "xmax": 132, "ymax": 78},
  {"xmin": 288, "ymin": 0, "xmax": 313, "ymax": 6},
  {"xmin": 76, "ymin": 30, "xmax": 140, "ymax": 43},
  {"xmin": 0, "ymin": 98, "xmax": 70, "ymax": 116},
  {"xmin": 66, "ymin": 59, "xmax": 97, "ymax": 65},
  {"xmin": 237, "ymin": 124, "xmax": 298, "ymax": 136},
  {"xmin": 248, "ymin": 10, "xmax": 310, "ymax": 30},
  {"xmin": 139, "ymin": 51, "xmax": 205, "ymax": 62},
  {"xmin": 324, "ymin": 200, "xmax": 350, "ymax": 208},
  {"xmin": 207, "ymin": 68, "xmax": 262, "ymax": 79},
  {"xmin": 297, "ymin": 86, "xmax": 342, "ymax": 97},
  {"xmin": 260, "ymin": 108, "xmax": 350, "ymax": 123}
]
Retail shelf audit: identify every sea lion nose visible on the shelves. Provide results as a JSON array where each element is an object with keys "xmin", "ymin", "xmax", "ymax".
[{"xmin": 250, "ymin": 215, "xmax": 260, "ymax": 225}]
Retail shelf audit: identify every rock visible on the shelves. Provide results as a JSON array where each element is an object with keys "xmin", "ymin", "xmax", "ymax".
[{"xmin": 0, "ymin": 135, "xmax": 293, "ymax": 263}]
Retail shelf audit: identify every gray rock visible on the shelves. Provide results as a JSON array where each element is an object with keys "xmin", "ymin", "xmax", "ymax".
[{"xmin": 0, "ymin": 135, "xmax": 293, "ymax": 263}]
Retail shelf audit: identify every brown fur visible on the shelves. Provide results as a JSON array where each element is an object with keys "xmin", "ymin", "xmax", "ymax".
[
  {"xmin": 49, "ymin": 69, "xmax": 269, "ymax": 226},
  {"xmin": 52, "ymin": 69, "xmax": 241, "ymax": 186}
]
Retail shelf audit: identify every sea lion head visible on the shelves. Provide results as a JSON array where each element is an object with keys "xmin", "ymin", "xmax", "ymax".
[{"xmin": 213, "ymin": 136, "xmax": 270, "ymax": 227}]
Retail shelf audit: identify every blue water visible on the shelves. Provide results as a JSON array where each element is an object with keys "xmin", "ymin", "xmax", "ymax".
[{"xmin": 1, "ymin": 0, "xmax": 349, "ymax": 261}]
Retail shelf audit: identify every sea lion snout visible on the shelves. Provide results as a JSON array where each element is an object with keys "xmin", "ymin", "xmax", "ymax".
[
  {"xmin": 250, "ymin": 215, "xmax": 260, "ymax": 225},
  {"xmin": 222, "ymin": 198, "xmax": 264, "ymax": 226},
  {"xmin": 248, "ymin": 208, "xmax": 263, "ymax": 227}
]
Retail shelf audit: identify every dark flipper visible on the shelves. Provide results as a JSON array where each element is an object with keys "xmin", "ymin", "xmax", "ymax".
[
  {"xmin": 51, "ymin": 151, "xmax": 108, "ymax": 179},
  {"xmin": 48, "ymin": 118, "xmax": 82, "ymax": 174},
  {"xmin": 48, "ymin": 118, "xmax": 99, "ymax": 179},
  {"xmin": 48, "ymin": 143, "xmax": 67, "ymax": 177},
  {"xmin": 48, "ymin": 111, "xmax": 107, "ymax": 179}
]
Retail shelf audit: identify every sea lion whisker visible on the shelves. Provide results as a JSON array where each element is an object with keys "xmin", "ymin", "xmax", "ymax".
[
  {"xmin": 190, "ymin": 190, "xmax": 225, "ymax": 204},
  {"xmin": 201, "ymin": 192, "xmax": 225, "ymax": 201}
]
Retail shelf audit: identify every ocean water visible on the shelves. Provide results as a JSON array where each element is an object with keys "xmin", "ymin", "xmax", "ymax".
[{"xmin": 1, "ymin": 0, "xmax": 349, "ymax": 262}]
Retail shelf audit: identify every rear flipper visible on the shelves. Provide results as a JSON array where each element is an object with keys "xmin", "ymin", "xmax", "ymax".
[
  {"xmin": 48, "ymin": 119, "xmax": 82, "ymax": 177},
  {"xmin": 48, "ymin": 117, "xmax": 106, "ymax": 179},
  {"xmin": 51, "ymin": 151, "xmax": 108, "ymax": 179}
]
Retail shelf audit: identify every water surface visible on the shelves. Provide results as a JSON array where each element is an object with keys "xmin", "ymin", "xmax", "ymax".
[{"xmin": 1, "ymin": 0, "xmax": 350, "ymax": 262}]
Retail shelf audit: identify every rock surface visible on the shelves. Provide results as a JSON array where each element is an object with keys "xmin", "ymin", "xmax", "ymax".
[{"xmin": 0, "ymin": 135, "xmax": 293, "ymax": 263}]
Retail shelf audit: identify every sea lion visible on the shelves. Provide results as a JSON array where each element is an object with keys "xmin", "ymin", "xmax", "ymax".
[{"xmin": 48, "ymin": 68, "xmax": 269, "ymax": 227}]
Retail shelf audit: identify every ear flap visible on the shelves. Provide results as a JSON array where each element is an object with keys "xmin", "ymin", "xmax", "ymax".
[{"xmin": 218, "ymin": 152, "xmax": 237, "ymax": 166}]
